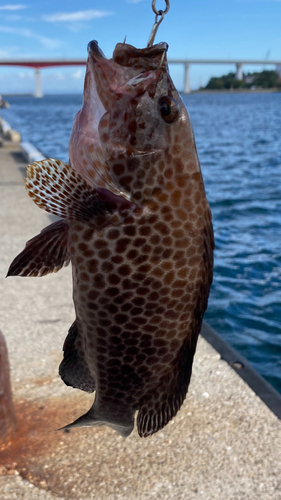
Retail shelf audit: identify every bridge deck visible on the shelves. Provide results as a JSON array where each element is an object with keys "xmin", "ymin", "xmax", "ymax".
[{"xmin": 0, "ymin": 58, "xmax": 280, "ymax": 68}]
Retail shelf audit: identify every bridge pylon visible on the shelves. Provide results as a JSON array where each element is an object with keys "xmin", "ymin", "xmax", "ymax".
[
  {"xmin": 34, "ymin": 68, "xmax": 43, "ymax": 98},
  {"xmin": 236, "ymin": 63, "xmax": 243, "ymax": 81},
  {"xmin": 184, "ymin": 63, "xmax": 191, "ymax": 94}
]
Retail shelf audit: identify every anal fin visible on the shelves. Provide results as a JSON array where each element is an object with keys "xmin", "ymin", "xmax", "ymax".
[
  {"xmin": 7, "ymin": 219, "xmax": 69, "ymax": 277},
  {"xmin": 137, "ymin": 335, "xmax": 197, "ymax": 438},
  {"xmin": 59, "ymin": 320, "xmax": 96, "ymax": 393}
]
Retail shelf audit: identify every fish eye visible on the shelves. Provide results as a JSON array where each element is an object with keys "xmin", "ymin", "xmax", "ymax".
[{"xmin": 158, "ymin": 96, "xmax": 179, "ymax": 124}]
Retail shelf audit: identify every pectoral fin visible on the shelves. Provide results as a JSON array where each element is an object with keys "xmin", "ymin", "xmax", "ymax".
[
  {"xmin": 25, "ymin": 158, "xmax": 133, "ymax": 223},
  {"xmin": 7, "ymin": 219, "xmax": 69, "ymax": 277}
]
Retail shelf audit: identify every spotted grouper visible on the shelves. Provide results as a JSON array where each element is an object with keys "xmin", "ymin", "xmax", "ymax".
[{"xmin": 8, "ymin": 40, "xmax": 214, "ymax": 438}]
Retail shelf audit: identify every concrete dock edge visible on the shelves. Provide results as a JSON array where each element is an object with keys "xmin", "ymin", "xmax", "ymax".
[
  {"xmin": 20, "ymin": 141, "xmax": 45, "ymax": 163},
  {"xmin": 201, "ymin": 321, "xmax": 281, "ymax": 419}
]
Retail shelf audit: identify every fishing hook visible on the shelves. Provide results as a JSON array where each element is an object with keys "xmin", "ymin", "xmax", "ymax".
[{"xmin": 147, "ymin": 0, "xmax": 170, "ymax": 47}]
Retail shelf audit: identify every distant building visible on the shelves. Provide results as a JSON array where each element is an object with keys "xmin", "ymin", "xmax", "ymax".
[{"xmin": 245, "ymin": 76, "xmax": 255, "ymax": 84}]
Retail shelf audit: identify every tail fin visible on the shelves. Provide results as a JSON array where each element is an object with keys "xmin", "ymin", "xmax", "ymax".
[{"xmin": 58, "ymin": 400, "xmax": 135, "ymax": 438}]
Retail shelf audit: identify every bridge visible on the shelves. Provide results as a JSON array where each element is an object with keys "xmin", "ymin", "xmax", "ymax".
[{"xmin": 0, "ymin": 58, "xmax": 280, "ymax": 97}]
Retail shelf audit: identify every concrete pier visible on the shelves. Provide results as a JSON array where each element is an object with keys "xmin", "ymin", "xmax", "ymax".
[{"xmin": 0, "ymin": 129, "xmax": 281, "ymax": 499}]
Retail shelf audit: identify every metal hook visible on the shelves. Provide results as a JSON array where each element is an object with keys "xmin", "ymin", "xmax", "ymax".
[
  {"xmin": 152, "ymin": 0, "xmax": 170, "ymax": 16},
  {"xmin": 147, "ymin": 0, "xmax": 170, "ymax": 47}
]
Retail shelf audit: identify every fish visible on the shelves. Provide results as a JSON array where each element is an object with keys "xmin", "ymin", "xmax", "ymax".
[{"xmin": 7, "ymin": 40, "xmax": 214, "ymax": 438}]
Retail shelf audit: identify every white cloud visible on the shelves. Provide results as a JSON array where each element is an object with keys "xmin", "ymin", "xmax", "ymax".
[
  {"xmin": 72, "ymin": 69, "xmax": 83, "ymax": 79},
  {"xmin": 18, "ymin": 71, "xmax": 33, "ymax": 79},
  {"xmin": 54, "ymin": 72, "xmax": 65, "ymax": 81},
  {"xmin": 0, "ymin": 46, "xmax": 19, "ymax": 57},
  {"xmin": 0, "ymin": 4, "xmax": 28, "ymax": 10},
  {"xmin": 127, "ymin": 0, "xmax": 145, "ymax": 3},
  {"xmin": 0, "ymin": 25, "xmax": 60, "ymax": 49},
  {"xmin": 42, "ymin": 10, "xmax": 114, "ymax": 23},
  {"xmin": 5, "ymin": 15, "xmax": 21, "ymax": 20}
]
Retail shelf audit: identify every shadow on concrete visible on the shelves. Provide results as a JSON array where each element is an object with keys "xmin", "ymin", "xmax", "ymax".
[{"xmin": 10, "ymin": 151, "xmax": 26, "ymax": 166}]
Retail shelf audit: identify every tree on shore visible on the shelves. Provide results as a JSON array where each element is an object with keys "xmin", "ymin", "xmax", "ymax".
[{"xmin": 205, "ymin": 70, "xmax": 281, "ymax": 90}]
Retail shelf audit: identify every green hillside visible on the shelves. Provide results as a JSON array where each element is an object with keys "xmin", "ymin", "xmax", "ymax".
[{"xmin": 205, "ymin": 70, "xmax": 281, "ymax": 90}]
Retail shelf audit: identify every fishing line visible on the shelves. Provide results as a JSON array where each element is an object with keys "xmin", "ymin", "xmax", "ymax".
[{"xmin": 147, "ymin": 0, "xmax": 170, "ymax": 47}]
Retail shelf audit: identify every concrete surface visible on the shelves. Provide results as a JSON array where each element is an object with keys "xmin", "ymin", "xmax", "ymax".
[{"xmin": 0, "ymin": 136, "xmax": 281, "ymax": 500}]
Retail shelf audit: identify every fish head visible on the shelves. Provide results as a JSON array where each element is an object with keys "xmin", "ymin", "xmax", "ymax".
[{"xmin": 70, "ymin": 40, "xmax": 194, "ymax": 204}]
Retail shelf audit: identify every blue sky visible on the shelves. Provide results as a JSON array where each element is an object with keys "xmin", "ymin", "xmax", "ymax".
[{"xmin": 0, "ymin": 0, "xmax": 280, "ymax": 93}]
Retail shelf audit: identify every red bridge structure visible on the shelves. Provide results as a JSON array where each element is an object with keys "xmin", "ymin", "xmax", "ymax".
[
  {"xmin": 0, "ymin": 60, "xmax": 87, "ymax": 97},
  {"xmin": 0, "ymin": 58, "xmax": 280, "ymax": 96}
]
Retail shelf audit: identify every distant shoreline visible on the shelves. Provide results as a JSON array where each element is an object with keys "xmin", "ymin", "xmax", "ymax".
[
  {"xmin": 1, "ymin": 93, "xmax": 83, "ymax": 97},
  {"xmin": 191, "ymin": 88, "xmax": 281, "ymax": 94},
  {"xmin": 1, "ymin": 93, "xmax": 33, "ymax": 97},
  {"xmin": 1, "ymin": 89, "xmax": 280, "ymax": 97}
]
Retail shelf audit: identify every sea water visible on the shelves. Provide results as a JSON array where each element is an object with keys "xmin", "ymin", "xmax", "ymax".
[{"xmin": 1, "ymin": 92, "xmax": 281, "ymax": 392}]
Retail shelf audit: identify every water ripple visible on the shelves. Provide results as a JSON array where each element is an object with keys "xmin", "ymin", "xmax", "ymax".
[{"xmin": 184, "ymin": 92, "xmax": 281, "ymax": 392}]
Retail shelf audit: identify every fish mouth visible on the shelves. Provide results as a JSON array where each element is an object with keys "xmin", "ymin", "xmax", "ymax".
[
  {"xmin": 87, "ymin": 39, "xmax": 105, "ymax": 58},
  {"xmin": 87, "ymin": 39, "xmax": 168, "ymax": 67},
  {"xmin": 86, "ymin": 40, "xmax": 118, "ymax": 110},
  {"xmin": 87, "ymin": 39, "xmax": 168, "ymax": 110},
  {"xmin": 68, "ymin": 40, "xmax": 169, "ymax": 193}
]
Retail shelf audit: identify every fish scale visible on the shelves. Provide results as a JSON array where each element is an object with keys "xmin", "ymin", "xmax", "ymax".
[{"xmin": 8, "ymin": 40, "xmax": 214, "ymax": 438}]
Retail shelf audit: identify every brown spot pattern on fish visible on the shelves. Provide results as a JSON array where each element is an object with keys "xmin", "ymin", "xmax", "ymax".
[
  {"xmin": 64, "ymin": 168, "xmax": 212, "ymax": 436},
  {"xmin": 8, "ymin": 40, "xmax": 214, "ymax": 438}
]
